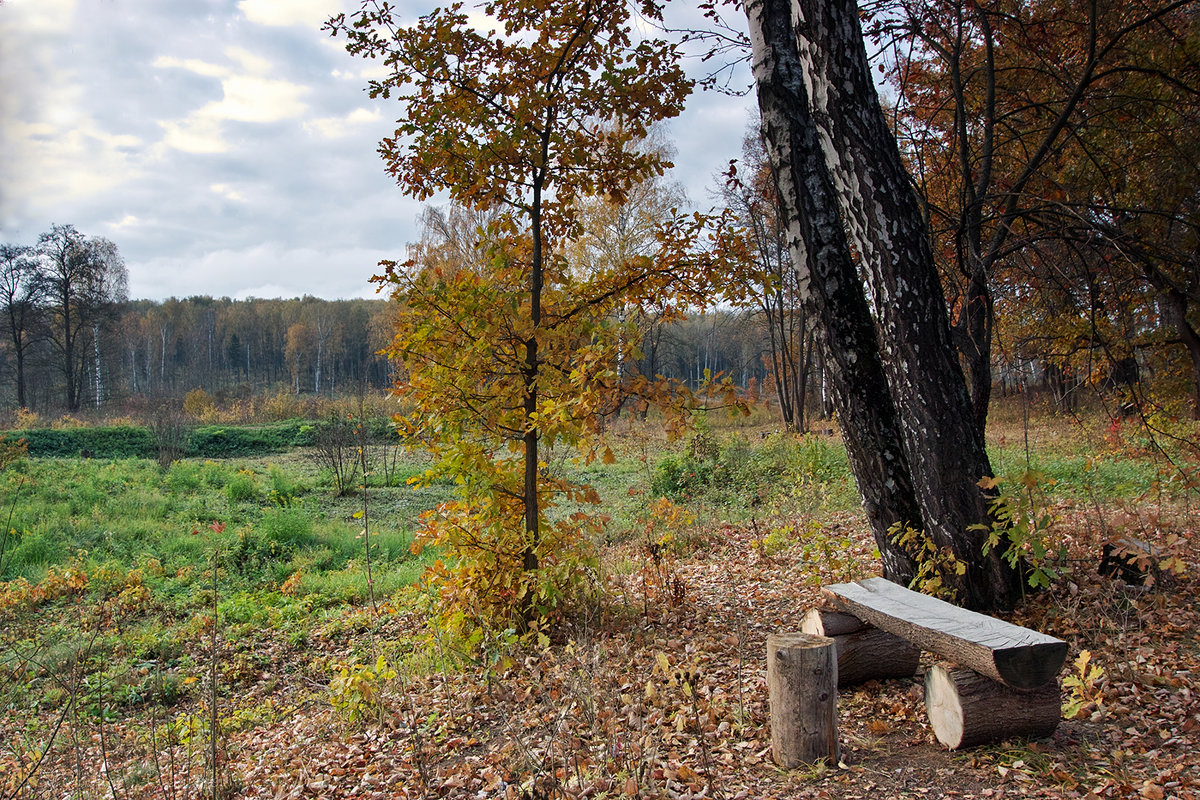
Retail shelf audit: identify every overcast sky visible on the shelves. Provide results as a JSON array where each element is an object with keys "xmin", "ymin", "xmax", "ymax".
[{"xmin": 0, "ymin": 0, "xmax": 755, "ymax": 301}]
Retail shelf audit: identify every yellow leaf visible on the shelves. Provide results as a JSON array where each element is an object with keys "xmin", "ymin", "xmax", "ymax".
[{"xmin": 602, "ymin": 446, "xmax": 616, "ymax": 465}]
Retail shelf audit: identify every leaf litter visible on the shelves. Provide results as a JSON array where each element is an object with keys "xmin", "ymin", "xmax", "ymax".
[{"xmin": 6, "ymin": 494, "xmax": 1199, "ymax": 799}]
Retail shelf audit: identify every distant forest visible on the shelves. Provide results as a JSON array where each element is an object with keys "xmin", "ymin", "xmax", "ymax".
[{"xmin": 0, "ymin": 290, "xmax": 814, "ymax": 421}]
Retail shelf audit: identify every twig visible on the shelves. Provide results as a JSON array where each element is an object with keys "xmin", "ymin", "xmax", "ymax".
[{"xmin": 209, "ymin": 546, "xmax": 220, "ymax": 800}]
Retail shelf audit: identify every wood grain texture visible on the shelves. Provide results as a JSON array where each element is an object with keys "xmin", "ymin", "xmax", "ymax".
[
  {"xmin": 924, "ymin": 663, "xmax": 1061, "ymax": 749},
  {"xmin": 824, "ymin": 577, "xmax": 1067, "ymax": 689},
  {"xmin": 767, "ymin": 633, "xmax": 839, "ymax": 767},
  {"xmin": 801, "ymin": 609, "xmax": 920, "ymax": 687}
]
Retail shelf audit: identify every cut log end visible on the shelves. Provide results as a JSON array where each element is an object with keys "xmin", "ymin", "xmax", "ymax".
[
  {"xmin": 924, "ymin": 663, "xmax": 1061, "ymax": 750},
  {"xmin": 994, "ymin": 641, "xmax": 1070, "ymax": 690}
]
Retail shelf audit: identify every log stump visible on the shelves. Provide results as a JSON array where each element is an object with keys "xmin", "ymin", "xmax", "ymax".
[
  {"xmin": 1099, "ymin": 536, "xmax": 1162, "ymax": 585},
  {"xmin": 801, "ymin": 609, "xmax": 920, "ymax": 688},
  {"xmin": 924, "ymin": 663, "xmax": 1061, "ymax": 750},
  {"xmin": 767, "ymin": 632, "xmax": 839, "ymax": 767}
]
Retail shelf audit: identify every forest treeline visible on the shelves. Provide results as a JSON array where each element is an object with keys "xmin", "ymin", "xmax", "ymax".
[
  {"xmin": 0, "ymin": 229, "xmax": 827, "ymax": 420},
  {"xmin": 0, "ymin": 223, "xmax": 1192, "ymax": 428}
]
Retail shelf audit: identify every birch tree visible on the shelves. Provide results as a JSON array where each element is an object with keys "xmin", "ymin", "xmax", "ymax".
[{"xmin": 745, "ymin": 0, "xmax": 1020, "ymax": 608}]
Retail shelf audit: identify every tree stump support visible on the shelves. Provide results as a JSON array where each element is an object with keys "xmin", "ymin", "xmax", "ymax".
[
  {"xmin": 924, "ymin": 663, "xmax": 1061, "ymax": 750},
  {"xmin": 767, "ymin": 632, "xmax": 839, "ymax": 767},
  {"xmin": 801, "ymin": 608, "xmax": 920, "ymax": 688}
]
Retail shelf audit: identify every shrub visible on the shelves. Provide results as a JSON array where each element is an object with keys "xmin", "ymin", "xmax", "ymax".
[
  {"xmin": 187, "ymin": 419, "xmax": 316, "ymax": 458},
  {"xmin": 150, "ymin": 404, "xmax": 189, "ymax": 468},
  {"xmin": 308, "ymin": 415, "xmax": 362, "ymax": 495},
  {"xmin": 182, "ymin": 388, "xmax": 217, "ymax": 420},
  {"xmin": 329, "ymin": 655, "xmax": 396, "ymax": 726},
  {"xmin": 15, "ymin": 426, "xmax": 155, "ymax": 458},
  {"xmin": 0, "ymin": 433, "xmax": 28, "ymax": 471},
  {"xmin": 13, "ymin": 407, "xmax": 40, "ymax": 428},
  {"xmin": 226, "ymin": 470, "xmax": 261, "ymax": 503}
]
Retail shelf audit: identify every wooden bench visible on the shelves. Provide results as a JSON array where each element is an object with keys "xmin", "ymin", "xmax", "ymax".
[{"xmin": 809, "ymin": 577, "xmax": 1068, "ymax": 749}]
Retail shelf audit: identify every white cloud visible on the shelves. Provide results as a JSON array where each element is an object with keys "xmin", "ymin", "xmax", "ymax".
[
  {"xmin": 226, "ymin": 47, "xmax": 274, "ymax": 76},
  {"xmin": 4, "ymin": 105, "xmax": 150, "ymax": 221},
  {"xmin": 213, "ymin": 74, "xmax": 309, "ymax": 123},
  {"xmin": 154, "ymin": 48, "xmax": 310, "ymax": 153},
  {"xmin": 1, "ymin": 0, "xmax": 78, "ymax": 35},
  {"xmin": 158, "ymin": 115, "xmax": 227, "ymax": 155},
  {"xmin": 210, "ymin": 183, "xmax": 247, "ymax": 203},
  {"xmin": 151, "ymin": 55, "xmax": 227, "ymax": 79},
  {"xmin": 109, "ymin": 214, "xmax": 141, "ymax": 231},
  {"xmin": 238, "ymin": 0, "xmax": 344, "ymax": 30},
  {"xmin": 304, "ymin": 107, "xmax": 382, "ymax": 139}
]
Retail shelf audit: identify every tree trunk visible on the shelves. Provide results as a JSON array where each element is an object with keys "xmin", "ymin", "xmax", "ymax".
[
  {"xmin": 747, "ymin": 0, "xmax": 922, "ymax": 585},
  {"xmin": 962, "ymin": 269, "xmax": 995, "ymax": 438},
  {"xmin": 756, "ymin": 0, "xmax": 1021, "ymax": 609},
  {"xmin": 1161, "ymin": 287, "xmax": 1200, "ymax": 420},
  {"xmin": 93, "ymin": 323, "xmax": 103, "ymax": 409}
]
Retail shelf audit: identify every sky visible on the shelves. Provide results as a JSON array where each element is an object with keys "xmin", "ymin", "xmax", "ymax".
[{"xmin": 0, "ymin": 0, "xmax": 756, "ymax": 301}]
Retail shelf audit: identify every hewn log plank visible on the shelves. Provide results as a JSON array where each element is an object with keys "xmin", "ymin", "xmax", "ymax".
[
  {"xmin": 801, "ymin": 609, "xmax": 920, "ymax": 687},
  {"xmin": 824, "ymin": 577, "xmax": 1067, "ymax": 689},
  {"xmin": 924, "ymin": 663, "xmax": 1061, "ymax": 749},
  {"xmin": 767, "ymin": 633, "xmax": 839, "ymax": 767}
]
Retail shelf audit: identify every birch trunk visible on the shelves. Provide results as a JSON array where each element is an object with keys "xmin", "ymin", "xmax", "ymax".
[
  {"xmin": 747, "ymin": 0, "xmax": 1021, "ymax": 609},
  {"xmin": 746, "ymin": 0, "xmax": 921, "ymax": 584}
]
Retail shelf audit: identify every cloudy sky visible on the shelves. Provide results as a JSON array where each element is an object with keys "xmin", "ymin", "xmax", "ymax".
[{"xmin": 0, "ymin": 0, "xmax": 755, "ymax": 301}]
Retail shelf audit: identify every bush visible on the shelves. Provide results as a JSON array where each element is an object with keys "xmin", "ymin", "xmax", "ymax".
[
  {"xmin": 150, "ymin": 404, "xmax": 189, "ymax": 468},
  {"xmin": 14, "ymin": 426, "xmax": 156, "ymax": 458},
  {"xmin": 182, "ymin": 388, "xmax": 217, "ymax": 420},
  {"xmin": 0, "ymin": 433, "xmax": 28, "ymax": 471},
  {"xmin": 226, "ymin": 470, "xmax": 261, "ymax": 503},
  {"xmin": 308, "ymin": 415, "xmax": 362, "ymax": 495},
  {"xmin": 187, "ymin": 419, "xmax": 316, "ymax": 458}
]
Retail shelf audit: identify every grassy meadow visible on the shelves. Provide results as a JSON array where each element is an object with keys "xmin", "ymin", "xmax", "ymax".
[{"xmin": 1, "ymin": 396, "xmax": 1198, "ymax": 798}]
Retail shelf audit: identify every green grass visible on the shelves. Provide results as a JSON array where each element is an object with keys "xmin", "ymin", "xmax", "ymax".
[
  {"xmin": 0, "ymin": 453, "xmax": 446, "ymax": 595},
  {"xmin": 1, "ymin": 409, "xmax": 1188, "ymax": 729}
]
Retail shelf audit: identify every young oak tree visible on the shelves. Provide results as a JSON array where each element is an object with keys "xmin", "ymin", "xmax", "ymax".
[{"xmin": 329, "ymin": 1, "xmax": 697, "ymax": 626}]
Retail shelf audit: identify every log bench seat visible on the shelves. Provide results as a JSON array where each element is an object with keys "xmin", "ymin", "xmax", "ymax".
[{"xmin": 812, "ymin": 576, "xmax": 1069, "ymax": 749}]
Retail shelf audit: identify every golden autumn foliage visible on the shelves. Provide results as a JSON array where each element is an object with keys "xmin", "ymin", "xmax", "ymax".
[{"xmin": 330, "ymin": 0, "xmax": 720, "ymax": 631}]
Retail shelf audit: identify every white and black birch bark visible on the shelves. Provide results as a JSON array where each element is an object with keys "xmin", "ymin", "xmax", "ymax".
[
  {"xmin": 745, "ymin": 0, "xmax": 921, "ymax": 584},
  {"xmin": 760, "ymin": 0, "xmax": 1021, "ymax": 609}
]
